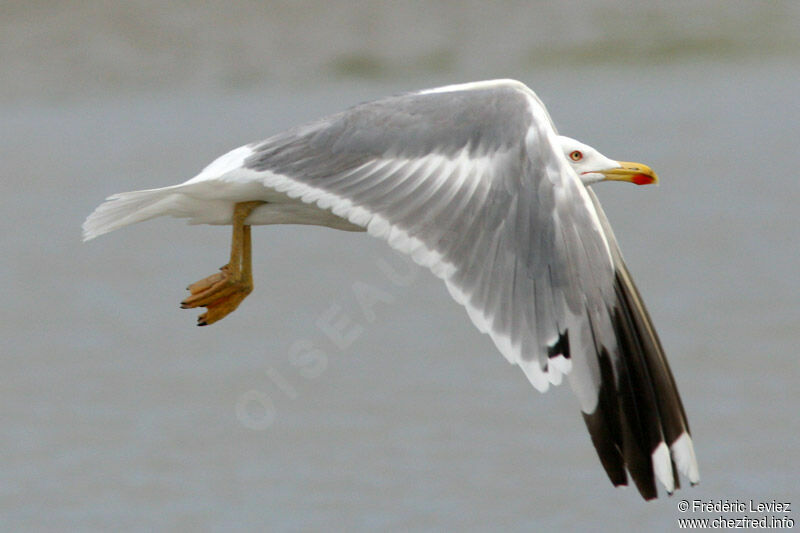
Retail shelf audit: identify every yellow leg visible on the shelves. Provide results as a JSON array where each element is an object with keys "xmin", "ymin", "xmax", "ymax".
[{"xmin": 181, "ymin": 201, "xmax": 264, "ymax": 326}]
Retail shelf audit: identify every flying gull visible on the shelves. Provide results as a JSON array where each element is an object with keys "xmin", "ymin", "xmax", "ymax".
[{"xmin": 83, "ymin": 79, "xmax": 699, "ymax": 499}]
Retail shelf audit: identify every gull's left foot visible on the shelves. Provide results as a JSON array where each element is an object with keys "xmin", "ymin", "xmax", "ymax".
[
  {"xmin": 181, "ymin": 265, "xmax": 253, "ymax": 326},
  {"xmin": 179, "ymin": 200, "xmax": 263, "ymax": 326}
]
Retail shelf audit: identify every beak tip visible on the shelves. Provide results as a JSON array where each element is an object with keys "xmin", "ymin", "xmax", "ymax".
[{"xmin": 633, "ymin": 173, "xmax": 658, "ymax": 186}]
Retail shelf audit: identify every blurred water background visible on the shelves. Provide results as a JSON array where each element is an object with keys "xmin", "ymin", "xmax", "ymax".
[{"xmin": 2, "ymin": 1, "xmax": 799, "ymax": 531}]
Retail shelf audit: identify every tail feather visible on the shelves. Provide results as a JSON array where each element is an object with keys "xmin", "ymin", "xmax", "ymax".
[{"xmin": 82, "ymin": 186, "xmax": 182, "ymax": 241}]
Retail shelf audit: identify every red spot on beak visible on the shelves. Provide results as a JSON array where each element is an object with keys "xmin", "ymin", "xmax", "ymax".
[{"xmin": 632, "ymin": 173, "xmax": 655, "ymax": 185}]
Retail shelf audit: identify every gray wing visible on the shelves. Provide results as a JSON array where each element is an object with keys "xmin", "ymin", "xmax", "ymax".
[
  {"xmin": 240, "ymin": 79, "xmax": 698, "ymax": 497},
  {"xmin": 245, "ymin": 80, "xmax": 612, "ymax": 392}
]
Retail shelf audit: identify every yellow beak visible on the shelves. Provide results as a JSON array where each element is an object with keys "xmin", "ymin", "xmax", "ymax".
[{"xmin": 600, "ymin": 161, "xmax": 659, "ymax": 185}]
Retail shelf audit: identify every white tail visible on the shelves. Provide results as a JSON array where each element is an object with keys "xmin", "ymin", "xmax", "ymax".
[{"xmin": 82, "ymin": 186, "xmax": 182, "ymax": 241}]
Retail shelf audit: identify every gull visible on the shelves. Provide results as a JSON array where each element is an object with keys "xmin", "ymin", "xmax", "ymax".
[{"xmin": 83, "ymin": 79, "xmax": 699, "ymax": 499}]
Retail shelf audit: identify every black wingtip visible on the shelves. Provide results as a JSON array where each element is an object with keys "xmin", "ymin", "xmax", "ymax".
[
  {"xmin": 581, "ymin": 348, "xmax": 627, "ymax": 488},
  {"xmin": 579, "ymin": 188, "xmax": 697, "ymax": 501}
]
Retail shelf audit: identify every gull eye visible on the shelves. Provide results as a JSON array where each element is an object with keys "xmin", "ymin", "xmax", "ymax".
[{"xmin": 570, "ymin": 150, "xmax": 583, "ymax": 161}]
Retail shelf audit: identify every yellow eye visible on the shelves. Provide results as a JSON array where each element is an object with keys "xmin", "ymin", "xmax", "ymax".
[{"xmin": 570, "ymin": 150, "xmax": 583, "ymax": 161}]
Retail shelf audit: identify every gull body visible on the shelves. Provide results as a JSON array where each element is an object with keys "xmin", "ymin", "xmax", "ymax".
[{"xmin": 84, "ymin": 79, "xmax": 697, "ymax": 500}]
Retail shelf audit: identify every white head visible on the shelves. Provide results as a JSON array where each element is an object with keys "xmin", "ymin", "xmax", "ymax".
[{"xmin": 557, "ymin": 135, "xmax": 658, "ymax": 186}]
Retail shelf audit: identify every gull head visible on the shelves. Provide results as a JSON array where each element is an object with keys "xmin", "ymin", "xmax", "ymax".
[{"xmin": 557, "ymin": 136, "xmax": 658, "ymax": 187}]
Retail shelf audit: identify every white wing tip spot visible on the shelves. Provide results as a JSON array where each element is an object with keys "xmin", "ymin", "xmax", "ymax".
[
  {"xmin": 670, "ymin": 432, "xmax": 701, "ymax": 485},
  {"xmin": 652, "ymin": 441, "xmax": 676, "ymax": 494}
]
